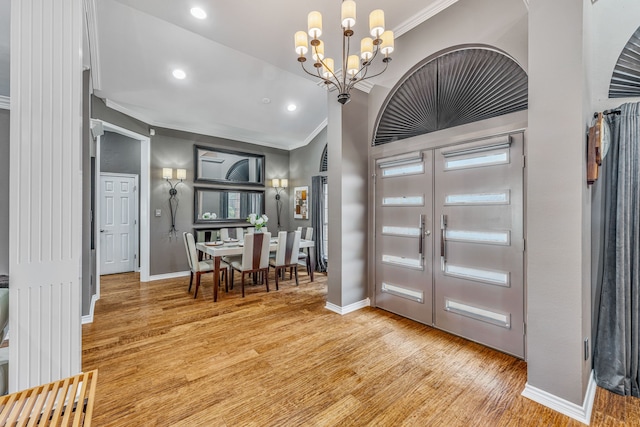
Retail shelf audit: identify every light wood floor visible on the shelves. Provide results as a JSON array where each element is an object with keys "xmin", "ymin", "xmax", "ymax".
[{"xmin": 82, "ymin": 271, "xmax": 639, "ymax": 426}]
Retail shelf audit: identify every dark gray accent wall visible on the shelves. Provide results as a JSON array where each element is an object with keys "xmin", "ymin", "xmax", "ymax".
[
  {"xmin": 0, "ymin": 109, "xmax": 8, "ymax": 275},
  {"xmin": 101, "ymin": 131, "xmax": 141, "ymax": 175},
  {"xmin": 91, "ymin": 97, "xmax": 291, "ymax": 276},
  {"xmin": 288, "ymin": 126, "xmax": 327, "ymax": 230}
]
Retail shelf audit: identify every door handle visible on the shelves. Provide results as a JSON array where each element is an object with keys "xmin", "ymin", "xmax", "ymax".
[
  {"xmin": 100, "ymin": 229, "xmax": 105, "ymax": 233},
  {"xmin": 440, "ymin": 214, "xmax": 447, "ymax": 269},
  {"xmin": 418, "ymin": 214, "xmax": 424, "ymax": 257}
]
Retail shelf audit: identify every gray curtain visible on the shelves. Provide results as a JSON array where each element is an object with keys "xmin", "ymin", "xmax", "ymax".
[
  {"xmin": 594, "ymin": 102, "xmax": 640, "ymax": 397},
  {"xmin": 311, "ymin": 176, "xmax": 327, "ymax": 272}
]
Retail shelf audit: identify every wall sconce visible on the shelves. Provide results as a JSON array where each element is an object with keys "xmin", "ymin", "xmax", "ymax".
[
  {"xmin": 271, "ymin": 178, "xmax": 288, "ymax": 229},
  {"xmin": 163, "ymin": 168, "xmax": 187, "ymax": 236}
]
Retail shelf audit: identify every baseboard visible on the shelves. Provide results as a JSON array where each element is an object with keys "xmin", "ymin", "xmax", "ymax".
[
  {"xmin": 148, "ymin": 271, "xmax": 190, "ymax": 281},
  {"xmin": 81, "ymin": 294, "xmax": 99, "ymax": 325},
  {"xmin": 522, "ymin": 370, "xmax": 596, "ymax": 425},
  {"xmin": 325, "ymin": 298, "xmax": 370, "ymax": 315}
]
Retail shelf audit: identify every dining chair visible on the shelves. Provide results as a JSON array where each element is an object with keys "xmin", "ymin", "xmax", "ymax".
[
  {"xmin": 296, "ymin": 226, "xmax": 314, "ymax": 276},
  {"xmin": 269, "ymin": 230, "xmax": 302, "ymax": 289},
  {"xmin": 184, "ymin": 232, "xmax": 229, "ymax": 298},
  {"xmin": 220, "ymin": 227, "xmax": 244, "ymax": 241},
  {"xmin": 229, "ymin": 231, "xmax": 272, "ymax": 297}
]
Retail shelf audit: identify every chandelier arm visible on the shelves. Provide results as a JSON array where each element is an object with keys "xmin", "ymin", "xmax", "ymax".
[
  {"xmin": 314, "ymin": 56, "xmax": 345, "ymax": 93},
  {"xmin": 356, "ymin": 59, "xmax": 391, "ymax": 82},
  {"xmin": 300, "ymin": 59, "xmax": 343, "ymax": 93}
]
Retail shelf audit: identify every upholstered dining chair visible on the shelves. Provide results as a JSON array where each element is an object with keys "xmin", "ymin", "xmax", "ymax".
[
  {"xmin": 229, "ymin": 231, "xmax": 272, "ymax": 297},
  {"xmin": 184, "ymin": 232, "xmax": 229, "ymax": 298},
  {"xmin": 269, "ymin": 230, "xmax": 302, "ymax": 289},
  {"xmin": 296, "ymin": 226, "xmax": 314, "ymax": 276}
]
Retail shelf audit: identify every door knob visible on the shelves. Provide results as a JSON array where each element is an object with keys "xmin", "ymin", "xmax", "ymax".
[
  {"xmin": 100, "ymin": 229, "xmax": 105, "ymax": 233},
  {"xmin": 425, "ymin": 230, "xmax": 431, "ymax": 236}
]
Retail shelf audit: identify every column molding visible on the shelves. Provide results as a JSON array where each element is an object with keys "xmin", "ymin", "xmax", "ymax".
[{"xmin": 9, "ymin": 0, "xmax": 83, "ymax": 391}]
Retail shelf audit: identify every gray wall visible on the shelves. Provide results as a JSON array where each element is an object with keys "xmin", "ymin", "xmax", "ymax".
[
  {"xmin": 289, "ymin": 126, "xmax": 328, "ymax": 230},
  {"xmin": 0, "ymin": 109, "xmax": 8, "ymax": 275},
  {"xmin": 101, "ymin": 131, "xmax": 141, "ymax": 175},
  {"xmin": 91, "ymin": 97, "xmax": 290, "ymax": 276},
  {"xmin": 327, "ymin": 89, "xmax": 369, "ymax": 307}
]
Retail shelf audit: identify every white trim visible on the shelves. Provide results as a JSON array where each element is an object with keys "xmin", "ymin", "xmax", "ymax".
[
  {"xmin": 0, "ymin": 96, "xmax": 9, "ymax": 110},
  {"xmin": 83, "ymin": 0, "xmax": 101, "ymax": 90},
  {"xmin": 325, "ymin": 298, "xmax": 371, "ymax": 315},
  {"xmin": 149, "ymin": 271, "xmax": 191, "ymax": 282},
  {"xmin": 394, "ymin": 0, "xmax": 460, "ymax": 38},
  {"xmin": 81, "ymin": 294, "xmax": 99, "ymax": 324},
  {"xmin": 293, "ymin": 119, "xmax": 328, "ymax": 150},
  {"xmin": 94, "ymin": 121, "xmax": 151, "ymax": 295},
  {"xmin": 521, "ymin": 370, "xmax": 596, "ymax": 425},
  {"xmin": 522, "ymin": 0, "xmax": 529, "ymax": 10}
]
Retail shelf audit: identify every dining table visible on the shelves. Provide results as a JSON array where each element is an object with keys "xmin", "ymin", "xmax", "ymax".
[{"xmin": 196, "ymin": 237, "xmax": 316, "ymax": 302}]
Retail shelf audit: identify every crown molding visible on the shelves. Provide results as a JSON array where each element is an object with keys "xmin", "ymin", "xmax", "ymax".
[
  {"xmin": 84, "ymin": 0, "xmax": 102, "ymax": 90},
  {"xmin": 394, "ymin": 0, "xmax": 460, "ymax": 38},
  {"xmin": 0, "ymin": 96, "xmax": 9, "ymax": 110},
  {"xmin": 290, "ymin": 118, "xmax": 328, "ymax": 150}
]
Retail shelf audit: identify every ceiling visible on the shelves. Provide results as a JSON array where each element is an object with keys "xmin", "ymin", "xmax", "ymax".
[{"xmin": 1, "ymin": 0, "xmax": 459, "ymax": 150}]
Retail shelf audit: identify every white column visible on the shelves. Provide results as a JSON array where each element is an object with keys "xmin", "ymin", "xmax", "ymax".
[{"xmin": 9, "ymin": 0, "xmax": 83, "ymax": 391}]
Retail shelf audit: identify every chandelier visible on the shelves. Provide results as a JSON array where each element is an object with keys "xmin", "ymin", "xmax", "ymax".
[{"xmin": 295, "ymin": 1, "xmax": 394, "ymax": 105}]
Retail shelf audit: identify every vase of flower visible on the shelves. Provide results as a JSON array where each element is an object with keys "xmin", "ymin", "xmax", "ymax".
[{"xmin": 247, "ymin": 213, "xmax": 268, "ymax": 232}]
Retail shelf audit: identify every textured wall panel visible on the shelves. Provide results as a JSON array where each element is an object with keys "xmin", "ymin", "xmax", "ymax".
[
  {"xmin": 373, "ymin": 47, "xmax": 528, "ymax": 146},
  {"xmin": 609, "ymin": 26, "xmax": 640, "ymax": 98}
]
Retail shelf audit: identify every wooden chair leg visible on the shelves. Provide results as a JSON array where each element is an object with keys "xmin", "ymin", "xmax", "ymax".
[
  {"xmin": 188, "ymin": 271, "xmax": 194, "ymax": 292},
  {"xmin": 241, "ymin": 272, "xmax": 246, "ymax": 297},
  {"xmin": 265, "ymin": 268, "xmax": 269, "ymax": 292},
  {"xmin": 224, "ymin": 268, "xmax": 229, "ymax": 293},
  {"xmin": 275, "ymin": 267, "xmax": 279, "ymax": 290},
  {"xmin": 194, "ymin": 272, "xmax": 202, "ymax": 298},
  {"xmin": 294, "ymin": 265, "xmax": 299, "ymax": 286}
]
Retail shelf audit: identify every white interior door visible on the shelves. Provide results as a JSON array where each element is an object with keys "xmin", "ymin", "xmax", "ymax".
[{"xmin": 100, "ymin": 174, "xmax": 137, "ymax": 275}]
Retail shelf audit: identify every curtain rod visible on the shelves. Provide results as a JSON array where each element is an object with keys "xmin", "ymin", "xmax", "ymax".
[{"xmin": 594, "ymin": 109, "xmax": 621, "ymax": 118}]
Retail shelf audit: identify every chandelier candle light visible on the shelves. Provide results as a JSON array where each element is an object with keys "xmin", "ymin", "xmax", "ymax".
[{"xmin": 295, "ymin": 1, "xmax": 394, "ymax": 105}]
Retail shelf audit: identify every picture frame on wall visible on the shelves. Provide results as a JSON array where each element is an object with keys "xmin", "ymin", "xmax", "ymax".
[{"xmin": 294, "ymin": 186, "xmax": 308, "ymax": 220}]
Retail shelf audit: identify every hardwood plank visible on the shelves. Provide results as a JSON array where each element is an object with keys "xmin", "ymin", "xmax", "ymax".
[{"xmin": 82, "ymin": 272, "xmax": 638, "ymax": 426}]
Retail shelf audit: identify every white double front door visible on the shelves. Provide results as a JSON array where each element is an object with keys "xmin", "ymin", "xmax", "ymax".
[{"xmin": 374, "ymin": 133, "xmax": 525, "ymax": 358}]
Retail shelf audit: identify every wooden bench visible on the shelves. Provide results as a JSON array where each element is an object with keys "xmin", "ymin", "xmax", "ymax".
[{"xmin": 0, "ymin": 370, "xmax": 98, "ymax": 426}]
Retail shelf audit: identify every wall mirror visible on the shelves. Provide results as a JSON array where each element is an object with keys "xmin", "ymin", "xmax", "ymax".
[
  {"xmin": 194, "ymin": 187, "xmax": 265, "ymax": 224},
  {"xmin": 194, "ymin": 145, "xmax": 265, "ymax": 185}
]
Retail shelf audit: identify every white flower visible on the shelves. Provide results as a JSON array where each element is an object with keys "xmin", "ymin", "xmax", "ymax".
[
  {"xmin": 261, "ymin": 214, "xmax": 269, "ymax": 222},
  {"xmin": 248, "ymin": 213, "xmax": 257, "ymax": 224},
  {"xmin": 255, "ymin": 217, "xmax": 264, "ymax": 225}
]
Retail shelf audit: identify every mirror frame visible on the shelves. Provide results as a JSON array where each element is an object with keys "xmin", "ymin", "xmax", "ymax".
[
  {"xmin": 193, "ymin": 186, "xmax": 266, "ymax": 224},
  {"xmin": 194, "ymin": 144, "xmax": 265, "ymax": 186}
]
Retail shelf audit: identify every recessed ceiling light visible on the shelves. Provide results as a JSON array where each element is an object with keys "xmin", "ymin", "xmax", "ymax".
[
  {"xmin": 172, "ymin": 69, "xmax": 186, "ymax": 80},
  {"xmin": 262, "ymin": 98, "xmax": 271, "ymax": 104},
  {"xmin": 287, "ymin": 104, "xmax": 297, "ymax": 112},
  {"xmin": 190, "ymin": 7, "xmax": 207, "ymax": 19}
]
